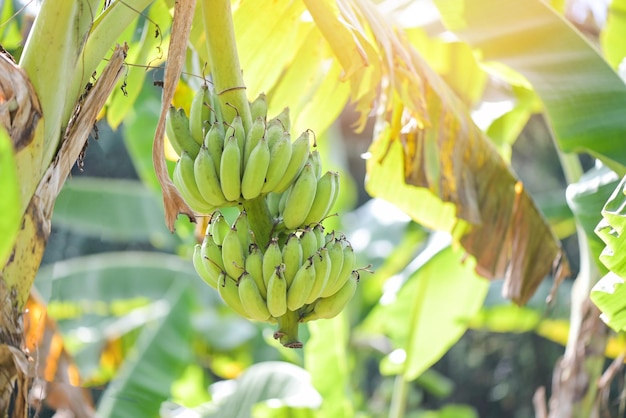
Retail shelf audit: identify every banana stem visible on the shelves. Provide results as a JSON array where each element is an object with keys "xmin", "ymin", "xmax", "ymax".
[
  {"xmin": 200, "ymin": 0, "xmax": 252, "ymax": 131},
  {"xmin": 275, "ymin": 310, "xmax": 302, "ymax": 348},
  {"xmin": 243, "ymin": 196, "xmax": 273, "ymax": 250}
]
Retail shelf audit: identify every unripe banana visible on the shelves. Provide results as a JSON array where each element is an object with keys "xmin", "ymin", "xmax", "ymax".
[
  {"xmin": 246, "ymin": 243, "xmax": 267, "ymax": 298},
  {"xmin": 310, "ymin": 271, "xmax": 358, "ymax": 320},
  {"xmin": 249, "ymin": 92, "xmax": 268, "ymax": 121},
  {"xmin": 313, "ymin": 224, "xmax": 326, "ymax": 249},
  {"xmin": 231, "ymin": 115, "xmax": 246, "ymax": 171},
  {"xmin": 204, "ymin": 122, "xmax": 225, "ymax": 174},
  {"xmin": 193, "ymin": 243, "xmax": 218, "ymax": 289},
  {"xmin": 278, "ymin": 186, "xmax": 291, "ymax": 215},
  {"xmin": 299, "ymin": 227, "xmax": 319, "ymax": 260},
  {"xmin": 266, "ymin": 264, "xmax": 287, "ymax": 317},
  {"xmin": 286, "ymin": 257, "xmax": 315, "ymax": 311},
  {"xmin": 173, "ymin": 152, "xmax": 215, "ymax": 213},
  {"xmin": 273, "ymin": 131, "xmax": 311, "ymax": 193},
  {"xmin": 262, "ymin": 238, "xmax": 283, "ymax": 288},
  {"xmin": 221, "ymin": 226, "xmax": 245, "ymax": 280},
  {"xmin": 220, "ymin": 135, "xmax": 242, "ymax": 202},
  {"xmin": 241, "ymin": 136, "xmax": 270, "ymax": 199},
  {"xmin": 238, "ymin": 272, "xmax": 272, "ymax": 321},
  {"xmin": 208, "ymin": 88, "xmax": 223, "ymax": 124},
  {"xmin": 261, "ymin": 131, "xmax": 293, "ymax": 194},
  {"xmin": 281, "ymin": 233, "xmax": 302, "ymax": 287},
  {"xmin": 282, "ymin": 163, "xmax": 317, "ymax": 229},
  {"xmin": 265, "ymin": 119, "xmax": 286, "ymax": 150},
  {"xmin": 209, "ymin": 212, "xmax": 230, "ymax": 246},
  {"xmin": 194, "ymin": 146, "xmax": 228, "ymax": 207},
  {"xmin": 266, "ymin": 192, "xmax": 281, "ymax": 219},
  {"xmin": 166, "ymin": 106, "xmax": 200, "ymax": 158},
  {"xmin": 269, "ymin": 107, "xmax": 290, "ymax": 133},
  {"xmin": 308, "ymin": 149, "xmax": 323, "ymax": 180},
  {"xmin": 302, "ymin": 171, "xmax": 339, "ymax": 226},
  {"xmin": 324, "ymin": 241, "xmax": 355, "ymax": 296},
  {"xmin": 190, "ymin": 85, "xmax": 211, "ymax": 145},
  {"xmin": 201, "ymin": 233, "xmax": 225, "ymax": 273},
  {"xmin": 244, "ymin": 117, "xmax": 266, "ymax": 167},
  {"xmin": 234, "ymin": 210, "xmax": 251, "ymax": 249},
  {"xmin": 305, "ymin": 247, "xmax": 331, "ymax": 304},
  {"xmin": 320, "ymin": 239, "xmax": 345, "ymax": 298},
  {"xmin": 218, "ymin": 273, "xmax": 252, "ymax": 319}
]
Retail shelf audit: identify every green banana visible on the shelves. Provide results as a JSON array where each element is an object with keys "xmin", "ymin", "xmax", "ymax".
[
  {"xmin": 286, "ymin": 257, "xmax": 315, "ymax": 311},
  {"xmin": 238, "ymin": 272, "xmax": 272, "ymax": 321},
  {"xmin": 320, "ymin": 238, "xmax": 345, "ymax": 298},
  {"xmin": 265, "ymin": 119, "xmax": 286, "ymax": 150},
  {"xmin": 201, "ymin": 233, "xmax": 225, "ymax": 273},
  {"xmin": 221, "ymin": 226, "xmax": 245, "ymax": 280},
  {"xmin": 308, "ymin": 149, "xmax": 323, "ymax": 180},
  {"xmin": 262, "ymin": 238, "xmax": 283, "ymax": 288},
  {"xmin": 220, "ymin": 134, "xmax": 242, "ymax": 202},
  {"xmin": 266, "ymin": 192, "xmax": 281, "ymax": 219},
  {"xmin": 299, "ymin": 227, "xmax": 319, "ymax": 260},
  {"xmin": 244, "ymin": 116, "xmax": 266, "ymax": 167},
  {"xmin": 246, "ymin": 243, "xmax": 267, "ymax": 299},
  {"xmin": 231, "ymin": 115, "xmax": 246, "ymax": 170},
  {"xmin": 278, "ymin": 185, "xmax": 291, "ymax": 215},
  {"xmin": 189, "ymin": 85, "xmax": 211, "ymax": 145},
  {"xmin": 218, "ymin": 273, "xmax": 252, "ymax": 319},
  {"xmin": 204, "ymin": 122, "xmax": 225, "ymax": 174},
  {"xmin": 193, "ymin": 243, "xmax": 218, "ymax": 289},
  {"xmin": 324, "ymin": 242, "xmax": 355, "ymax": 296},
  {"xmin": 173, "ymin": 152, "xmax": 215, "ymax": 214},
  {"xmin": 195, "ymin": 146, "xmax": 228, "ymax": 207},
  {"xmin": 310, "ymin": 271, "xmax": 358, "ymax": 320},
  {"xmin": 313, "ymin": 223, "xmax": 326, "ymax": 249},
  {"xmin": 303, "ymin": 171, "xmax": 339, "ymax": 226},
  {"xmin": 305, "ymin": 247, "xmax": 331, "ymax": 304},
  {"xmin": 241, "ymin": 136, "xmax": 270, "ymax": 200},
  {"xmin": 282, "ymin": 163, "xmax": 318, "ymax": 229},
  {"xmin": 269, "ymin": 107, "xmax": 290, "ymax": 133},
  {"xmin": 208, "ymin": 88, "xmax": 224, "ymax": 124},
  {"xmin": 165, "ymin": 106, "xmax": 200, "ymax": 158},
  {"xmin": 273, "ymin": 131, "xmax": 311, "ymax": 193},
  {"xmin": 209, "ymin": 212, "xmax": 230, "ymax": 246},
  {"xmin": 266, "ymin": 264, "xmax": 287, "ymax": 318},
  {"xmin": 234, "ymin": 210, "xmax": 251, "ymax": 250},
  {"xmin": 261, "ymin": 131, "xmax": 293, "ymax": 194},
  {"xmin": 249, "ymin": 92, "xmax": 268, "ymax": 121},
  {"xmin": 281, "ymin": 233, "xmax": 302, "ymax": 287}
]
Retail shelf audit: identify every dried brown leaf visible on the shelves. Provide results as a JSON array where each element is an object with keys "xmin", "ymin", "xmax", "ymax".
[{"xmin": 152, "ymin": 0, "xmax": 196, "ymax": 232}]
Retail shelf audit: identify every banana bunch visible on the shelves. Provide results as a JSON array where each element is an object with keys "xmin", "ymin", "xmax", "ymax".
[
  {"xmin": 192, "ymin": 210, "xmax": 359, "ymax": 347},
  {"xmin": 167, "ymin": 86, "xmax": 319, "ymax": 213}
]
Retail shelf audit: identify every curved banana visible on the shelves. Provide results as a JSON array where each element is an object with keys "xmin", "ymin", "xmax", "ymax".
[
  {"xmin": 189, "ymin": 85, "xmax": 211, "ymax": 145},
  {"xmin": 273, "ymin": 131, "xmax": 311, "ymax": 193},
  {"xmin": 173, "ymin": 152, "xmax": 215, "ymax": 214},
  {"xmin": 305, "ymin": 247, "xmax": 331, "ymax": 304},
  {"xmin": 303, "ymin": 171, "xmax": 339, "ymax": 226},
  {"xmin": 193, "ymin": 243, "xmax": 218, "ymax": 289},
  {"xmin": 324, "ymin": 242, "xmax": 355, "ymax": 296},
  {"xmin": 209, "ymin": 212, "xmax": 230, "ymax": 246},
  {"xmin": 308, "ymin": 149, "xmax": 323, "ymax": 180},
  {"xmin": 241, "ymin": 136, "xmax": 270, "ymax": 200},
  {"xmin": 208, "ymin": 88, "xmax": 223, "ymax": 124},
  {"xmin": 244, "ymin": 116, "xmax": 266, "ymax": 167},
  {"xmin": 231, "ymin": 115, "xmax": 246, "ymax": 170},
  {"xmin": 266, "ymin": 192, "xmax": 281, "ymax": 219},
  {"xmin": 249, "ymin": 92, "xmax": 268, "ymax": 121},
  {"xmin": 266, "ymin": 264, "xmax": 287, "ymax": 317},
  {"xmin": 220, "ymin": 135, "xmax": 242, "ymax": 202},
  {"xmin": 204, "ymin": 122, "xmax": 225, "ymax": 174},
  {"xmin": 281, "ymin": 233, "xmax": 302, "ymax": 287},
  {"xmin": 261, "ymin": 131, "xmax": 292, "ymax": 194},
  {"xmin": 246, "ymin": 243, "xmax": 267, "ymax": 299},
  {"xmin": 238, "ymin": 272, "xmax": 272, "ymax": 321},
  {"xmin": 195, "ymin": 146, "xmax": 228, "ymax": 207},
  {"xmin": 320, "ymin": 238, "xmax": 345, "ymax": 298},
  {"xmin": 282, "ymin": 163, "xmax": 317, "ymax": 229},
  {"xmin": 286, "ymin": 257, "xmax": 315, "ymax": 311},
  {"xmin": 234, "ymin": 210, "xmax": 251, "ymax": 250},
  {"xmin": 218, "ymin": 273, "xmax": 252, "ymax": 319},
  {"xmin": 311, "ymin": 271, "xmax": 358, "ymax": 320},
  {"xmin": 262, "ymin": 238, "xmax": 283, "ymax": 288},
  {"xmin": 201, "ymin": 233, "xmax": 225, "ymax": 273},
  {"xmin": 166, "ymin": 106, "xmax": 200, "ymax": 158},
  {"xmin": 313, "ymin": 223, "xmax": 326, "ymax": 249},
  {"xmin": 269, "ymin": 107, "xmax": 290, "ymax": 133},
  {"xmin": 221, "ymin": 226, "xmax": 245, "ymax": 280},
  {"xmin": 299, "ymin": 227, "xmax": 319, "ymax": 260},
  {"xmin": 265, "ymin": 119, "xmax": 286, "ymax": 149}
]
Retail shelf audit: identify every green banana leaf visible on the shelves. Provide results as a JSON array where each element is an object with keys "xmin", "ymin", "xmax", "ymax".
[
  {"xmin": 435, "ymin": 0, "xmax": 626, "ymax": 174},
  {"xmin": 0, "ymin": 125, "xmax": 20, "ymax": 267},
  {"xmin": 96, "ymin": 283, "xmax": 195, "ymax": 418},
  {"xmin": 601, "ymin": 0, "xmax": 626, "ymax": 68},
  {"xmin": 360, "ymin": 241, "xmax": 489, "ymax": 381},
  {"xmin": 52, "ymin": 178, "xmax": 178, "ymax": 247}
]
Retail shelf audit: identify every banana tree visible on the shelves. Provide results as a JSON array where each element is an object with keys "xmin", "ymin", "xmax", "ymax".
[{"xmin": 2, "ymin": 0, "xmax": 626, "ymax": 417}]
